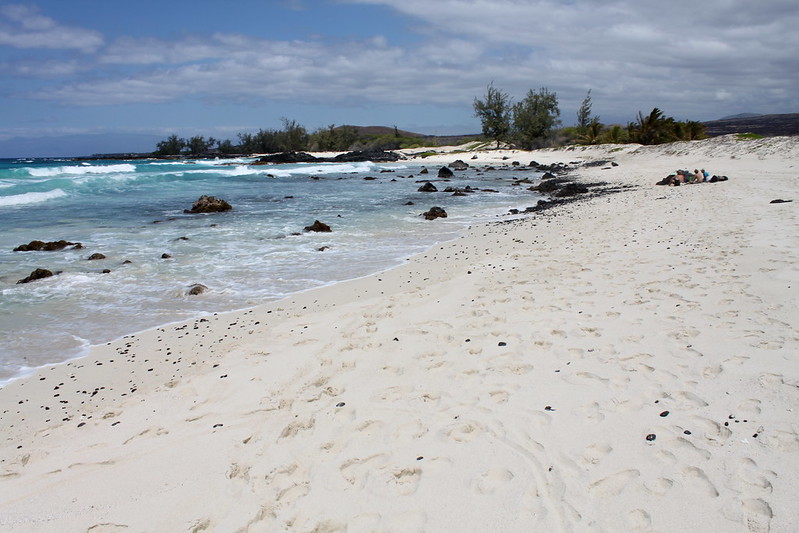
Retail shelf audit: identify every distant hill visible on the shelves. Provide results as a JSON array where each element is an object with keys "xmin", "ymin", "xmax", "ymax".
[
  {"xmin": 702, "ymin": 113, "xmax": 799, "ymax": 137},
  {"xmin": 339, "ymin": 125, "xmax": 482, "ymax": 147},
  {"xmin": 340, "ymin": 125, "xmax": 422, "ymax": 137},
  {"xmin": 719, "ymin": 113, "xmax": 763, "ymax": 120}
]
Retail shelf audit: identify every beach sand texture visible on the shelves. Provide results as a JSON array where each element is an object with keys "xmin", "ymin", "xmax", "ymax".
[{"xmin": 1, "ymin": 136, "xmax": 797, "ymax": 532}]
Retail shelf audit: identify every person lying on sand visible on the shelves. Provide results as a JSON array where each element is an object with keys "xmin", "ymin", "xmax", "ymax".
[{"xmin": 656, "ymin": 169, "xmax": 728, "ymax": 186}]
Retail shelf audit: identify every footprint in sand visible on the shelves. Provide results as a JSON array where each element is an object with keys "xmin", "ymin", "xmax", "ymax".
[
  {"xmin": 473, "ymin": 467, "xmax": 514, "ymax": 495},
  {"xmin": 576, "ymin": 402, "xmax": 606, "ymax": 423},
  {"xmin": 763, "ymin": 429, "xmax": 799, "ymax": 452},
  {"xmin": 392, "ymin": 420, "xmax": 429, "ymax": 441},
  {"xmin": 757, "ymin": 373, "xmax": 785, "ymax": 387},
  {"xmin": 738, "ymin": 398, "xmax": 762, "ymax": 415},
  {"xmin": 689, "ymin": 416, "xmax": 732, "ymax": 444},
  {"xmin": 339, "ymin": 454, "xmax": 389, "ymax": 488},
  {"xmin": 734, "ymin": 458, "xmax": 774, "ymax": 496},
  {"xmin": 390, "ymin": 467, "xmax": 422, "ymax": 496},
  {"xmin": 445, "ymin": 421, "xmax": 484, "ymax": 443},
  {"xmin": 671, "ymin": 436, "xmax": 711, "ymax": 461},
  {"xmin": 589, "ymin": 469, "xmax": 640, "ymax": 497},
  {"xmin": 724, "ymin": 354, "xmax": 750, "ymax": 366},
  {"xmin": 643, "ymin": 477, "xmax": 674, "ymax": 496},
  {"xmin": 579, "ymin": 442, "xmax": 612, "ymax": 466},
  {"xmin": 276, "ymin": 483, "xmax": 310, "ymax": 504},
  {"xmin": 488, "ymin": 390, "xmax": 510, "ymax": 403},
  {"xmin": 226, "ymin": 462, "xmax": 251, "ymax": 482},
  {"xmin": 701, "ymin": 365, "xmax": 723, "ymax": 378},
  {"xmin": 671, "ymin": 391, "xmax": 709, "ymax": 409},
  {"xmin": 573, "ymin": 371, "xmax": 610, "ymax": 386},
  {"xmin": 741, "ymin": 498, "xmax": 773, "ymax": 533},
  {"xmin": 681, "ymin": 466, "xmax": 719, "ymax": 497},
  {"xmin": 278, "ymin": 417, "xmax": 315, "ymax": 439},
  {"xmin": 627, "ymin": 509, "xmax": 652, "ymax": 531}
]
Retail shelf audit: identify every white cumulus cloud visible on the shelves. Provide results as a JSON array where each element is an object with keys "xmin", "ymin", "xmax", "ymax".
[{"xmin": 0, "ymin": 3, "xmax": 103, "ymax": 52}]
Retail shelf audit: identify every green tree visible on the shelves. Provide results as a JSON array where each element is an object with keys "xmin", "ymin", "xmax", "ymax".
[
  {"xmin": 601, "ymin": 124, "xmax": 628, "ymax": 144},
  {"xmin": 186, "ymin": 135, "xmax": 214, "ymax": 155},
  {"xmin": 473, "ymin": 82, "xmax": 512, "ymax": 148},
  {"xmin": 154, "ymin": 134, "xmax": 185, "ymax": 156},
  {"xmin": 672, "ymin": 120, "xmax": 706, "ymax": 141},
  {"xmin": 512, "ymin": 87, "xmax": 561, "ymax": 149},
  {"xmin": 217, "ymin": 138, "xmax": 237, "ymax": 154},
  {"xmin": 278, "ymin": 117, "xmax": 308, "ymax": 151},
  {"xmin": 628, "ymin": 108, "xmax": 666, "ymax": 145},
  {"xmin": 576, "ymin": 89, "xmax": 596, "ymax": 132},
  {"xmin": 237, "ymin": 132, "xmax": 255, "ymax": 153},
  {"xmin": 578, "ymin": 117, "xmax": 603, "ymax": 145}
]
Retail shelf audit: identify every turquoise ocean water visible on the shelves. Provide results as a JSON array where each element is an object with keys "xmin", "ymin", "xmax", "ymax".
[{"xmin": 0, "ymin": 156, "xmax": 543, "ymax": 384}]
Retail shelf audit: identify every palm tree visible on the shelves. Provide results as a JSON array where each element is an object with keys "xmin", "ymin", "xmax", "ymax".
[
  {"xmin": 629, "ymin": 108, "xmax": 666, "ymax": 145},
  {"xmin": 578, "ymin": 118, "xmax": 603, "ymax": 145},
  {"xmin": 602, "ymin": 125, "xmax": 627, "ymax": 144},
  {"xmin": 683, "ymin": 121, "xmax": 707, "ymax": 140}
]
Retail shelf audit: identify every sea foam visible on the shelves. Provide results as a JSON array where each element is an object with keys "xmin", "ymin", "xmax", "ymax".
[
  {"xmin": 25, "ymin": 163, "xmax": 137, "ymax": 177},
  {"xmin": 0, "ymin": 188, "xmax": 67, "ymax": 207}
]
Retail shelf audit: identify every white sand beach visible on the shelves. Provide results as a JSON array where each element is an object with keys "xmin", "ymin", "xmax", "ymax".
[{"xmin": 1, "ymin": 135, "xmax": 798, "ymax": 532}]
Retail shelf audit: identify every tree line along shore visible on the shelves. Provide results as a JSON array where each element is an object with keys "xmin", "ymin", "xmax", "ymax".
[{"xmin": 135, "ymin": 88, "xmax": 795, "ymax": 160}]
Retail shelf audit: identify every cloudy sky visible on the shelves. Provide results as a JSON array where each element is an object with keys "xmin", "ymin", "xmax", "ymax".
[{"xmin": 1, "ymin": 0, "xmax": 797, "ymax": 155}]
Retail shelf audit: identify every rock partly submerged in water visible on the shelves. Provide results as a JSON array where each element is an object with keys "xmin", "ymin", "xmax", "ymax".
[
  {"xmin": 422, "ymin": 206, "xmax": 447, "ymax": 220},
  {"xmin": 304, "ymin": 220, "xmax": 332, "ymax": 233},
  {"xmin": 187, "ymin": 283, "xmax": 208, "ymax": 296},
  {"xmin": 332, "ymin": 148, "xmax": 401, "ymax": 162},
  {"xmin": 256, "ymin": 152, "xmax": 319, "ymax": 164},
  {"xmin": 418, "ymin": 182, "xmax": 438, "ymax": 192},
  {"xmin": 13, "ymin": 240, "xmax": 80, "ymax": 252},
  {"xmin": 257, "ymin": 148, "xmax": 401, "ymax": 164},
  {"xmin": 17, "ymin": 268, "xmax": 56, "ymax": 284},
  {"xmin": 438, "ymin": 166, "xmax": 454, "ymax": 178},
  {"xmin": 185, "ymin": 195, "xmax": 232, "ymax": 214}
]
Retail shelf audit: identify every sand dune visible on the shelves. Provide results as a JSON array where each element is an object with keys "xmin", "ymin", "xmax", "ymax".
[{"xmin": 1, "ymin": 135, "xmax": 797, "ymax": 532}]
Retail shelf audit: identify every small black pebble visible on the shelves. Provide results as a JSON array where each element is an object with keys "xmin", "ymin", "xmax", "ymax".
[
  {"xmin": 336, "ymin": 402, "xmax": 345, "ymax": 408},
  {"xmin": 393, "ymin": 337, "xmax": 399, "ymax": 341},
  {"xmin": 753, "ymin": 433, "xmax": 758, "ymax": 438},
  {"xmin": 659, "ymin": 410, "xmax": 669, "ymax": 417},
  {"xmin": 646, "ymin": 434, "xmax": 656, "ymax": 442},
  {"xmin": 544, "ymin": 406, "xmax": 554, "ymax": 411},
  {"xmin": 213, "ymin": 423, "xmax": 223, "ymax": 428},
  {"xmin": 416, "ymin": 456, "xmax": 423, "ymax": 461},
  {"xmin": 724, "ymin": 421, "xmax": 729, "ymax": 427},
  {"xmin": 498, "ymin": 342, "xmax": 507, "ymax": 346},
  {"xmin": 684, "ymin": 430, "xmax": 692, "ymax": 435},
  {"xmin": 77, "ymin": 422, "xmax": 86, "ymax": 428},
  {"xmin": 220, "ymin": 374, "xmax": 228, "ymax": 378}
]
